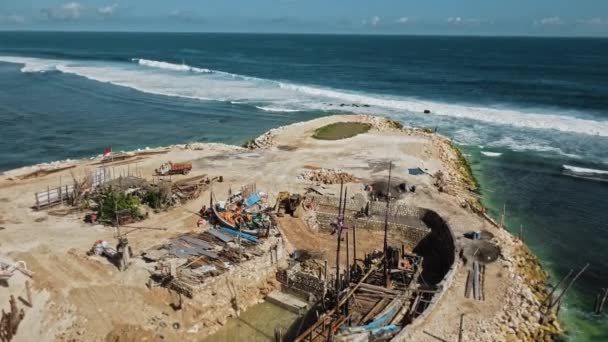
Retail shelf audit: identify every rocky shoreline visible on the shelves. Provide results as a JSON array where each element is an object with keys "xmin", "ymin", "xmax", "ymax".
[{"xmin": 440, "ymin": 143, "xmax": 564, "ymax": 341}]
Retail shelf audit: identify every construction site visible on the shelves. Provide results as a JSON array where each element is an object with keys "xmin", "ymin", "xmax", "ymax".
[{"xmin": 0, "ymin": 115, "xmax": 563, "ymax": 341}]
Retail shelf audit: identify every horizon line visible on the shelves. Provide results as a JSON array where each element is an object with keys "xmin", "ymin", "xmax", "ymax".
[{"xmin": 1, "ymin": 29, "xmax": 607, "ymax": 39}]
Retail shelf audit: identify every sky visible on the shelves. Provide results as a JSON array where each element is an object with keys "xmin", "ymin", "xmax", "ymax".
[{"xmin": 1, "ymin": 0, "xmax": 608, "ymax": 36}]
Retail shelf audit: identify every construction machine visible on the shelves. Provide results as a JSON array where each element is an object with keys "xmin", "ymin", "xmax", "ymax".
[{"xmin": 275, "ymin": 192, "xmax": 303, "ymax": 217}]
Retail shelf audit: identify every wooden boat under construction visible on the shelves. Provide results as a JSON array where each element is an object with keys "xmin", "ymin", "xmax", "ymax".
[
  {"xmin": 277, "ymin": 165, "xmax": 455, "ymax": 341},
  {"xmin": 279, "ymin": 247, "xmax": 434, "ymax": 342}
]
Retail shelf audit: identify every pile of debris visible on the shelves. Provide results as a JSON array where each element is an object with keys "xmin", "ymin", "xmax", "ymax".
[
  {"xmin": 0, "ymin": 258, "xmax": 33, "ymax": 282},
  {"xmin": 298, "ymin": 168, "xmax": 357, "ymax": 185},
  {"xmin": 144, "ymin": 229, "xmax": 268, "ymax": 298}
]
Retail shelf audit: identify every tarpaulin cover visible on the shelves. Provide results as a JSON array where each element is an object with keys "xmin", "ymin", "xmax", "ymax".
[
  {"xmin": 244, "ymin": 193, "xmax": 261, "ymax": 207},
  {"xmin": 408, "ymin": 168, "xmax": 425, "ymax": 175}
]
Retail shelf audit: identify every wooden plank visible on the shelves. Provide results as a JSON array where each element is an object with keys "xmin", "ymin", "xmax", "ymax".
[{"xmin": 359, "ymin": 298, "xmax": 389, "ymax": 325}]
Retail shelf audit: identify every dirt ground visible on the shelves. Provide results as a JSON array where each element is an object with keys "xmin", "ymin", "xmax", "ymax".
[
  {"xmin": 277, "ymin": 215, "xmax": 414, "ymax": 269},
  {"xmin": 0, "ymin": 114, "xmax": 549, "ymax": 341}
]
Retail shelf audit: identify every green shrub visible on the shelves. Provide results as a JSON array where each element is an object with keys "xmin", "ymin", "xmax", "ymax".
[{"xmin": 96, "ymin": 187, "xmax": 141, "ymax": 222}]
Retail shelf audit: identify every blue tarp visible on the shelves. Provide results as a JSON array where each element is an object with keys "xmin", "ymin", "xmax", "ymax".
[
  {"xmin": 244, "ymin": 193, "xmax": 262, "ymax": 207},
  {"xmin": 371, "ymin": 324, "xmax": 400, "ymax": 336},
  {"xmin": 341, "ymin": 305, "xmax": 398, "ymax": 334},
  {"xmin": 408, "ymin": 167, "xmax": 425, "ymax": 176},
  {"xmin": 219, "ymin": 227, "xmax": 258, "ymax": 243}
]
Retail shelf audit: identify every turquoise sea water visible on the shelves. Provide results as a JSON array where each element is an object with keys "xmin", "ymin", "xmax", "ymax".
[{"xmin": 0, "ymin": 32, "xmax": 607, "ymax": 340}]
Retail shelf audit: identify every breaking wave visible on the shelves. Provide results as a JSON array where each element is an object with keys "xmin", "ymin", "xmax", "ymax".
[
  {"xmin": 562, "ymin": 165, "xmax": 608, "ymax": 176},
  {"xmin": 480, "ymin": 151, "xmax": 503, "ymax": 157},
  {"xmin": 255, "ymin": 106, "xmax": 301, "ymax": 113},
  {"xmin": 133, "ymin": 58, "xmax": 212, "ymax": 73},
  {"xmin": 2, "ymin": 55, "xmax": 608, "ymax": 138},
  {"xmin": 562, "ymin": 164, "xmax": 608, "ymax": 182}
]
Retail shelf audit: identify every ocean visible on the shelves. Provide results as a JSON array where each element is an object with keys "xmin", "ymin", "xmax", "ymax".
[{"xmin": 0, "ymin": 32, "xmax": 607, "ymax": 341}]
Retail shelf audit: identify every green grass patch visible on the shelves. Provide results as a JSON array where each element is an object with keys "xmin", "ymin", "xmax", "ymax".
[
  {"xmin": 449, "ymin": 141, "xmax": 479, "ymax": 191},
  {"xmin": 312, "ymin": 122, "xmax": 372, "ymax": 140}
]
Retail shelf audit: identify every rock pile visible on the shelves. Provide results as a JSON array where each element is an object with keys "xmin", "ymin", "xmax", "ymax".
[
  {"xmin": 298, "ymin": 168, "xmax": 357, "ymax": 185},
  {"xmin": 244, "ymin": 129, "xmax": 278, "ymax": 149}
]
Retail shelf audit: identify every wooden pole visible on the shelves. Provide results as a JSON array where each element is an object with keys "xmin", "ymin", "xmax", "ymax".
[
  {"xmin": 59, "ymin": 175, "xmax": 63, "ymax": 206},
  {"xmin": 594, "ymin": 292, "xmax": 602, "ymax": 314},
  {"xmin": 384, "ymin": 161, "xmax": 392, "ymax": 288},
  {"xmin": 519, "ymin": 224, "xmax": 523, "ymax": 242},
  {"xmin": 458, "ymin": 313, "xmax": 464, "ymax": 342},
  {"xmin": 335, "ymin": 181, "xmax": 344, "ymax": 296},
  {"xmin": 346, "ymin": 231, "xmax": 350, "ymax": 284},
  {"xmin": 352, "ymin": 223, "xmax": 357, "ymax": 272},
  {"xmin": 599, "ymin": 288, "xmax": 608, "ymax": 314},
  {"xmin": 544, "ymin": 269, "xmax": 573, "ymax": 304},
  {"xmin": 549, "ymin": 263, "xmax": 590, "ymax": 311},
  {"xmin": 25, "ymin": 280, "xmax": 32, "ymax": 307}
]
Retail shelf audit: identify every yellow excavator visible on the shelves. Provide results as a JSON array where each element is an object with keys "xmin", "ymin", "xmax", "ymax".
[{"xmin": 275, "ymin": 192, "xmax": 303, "ymax": 217}]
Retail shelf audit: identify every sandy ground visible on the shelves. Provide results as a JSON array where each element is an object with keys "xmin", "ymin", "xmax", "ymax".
[{"xmin": 0, "ymin": 114, "xmax": 554, "ymax": 341}]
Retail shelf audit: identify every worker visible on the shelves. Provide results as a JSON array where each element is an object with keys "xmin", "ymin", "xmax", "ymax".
[{"xmin": 116, "ymin": 238, "xmax": 131, "ymax": 271}]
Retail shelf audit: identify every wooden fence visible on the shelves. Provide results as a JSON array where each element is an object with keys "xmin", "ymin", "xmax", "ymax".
[
  {"xmin": 34, "ymin": 167, "xmax": 112, "ymax": 210},
  {"xmin": 34, "ymin": 184, "xmax": 75, "ymax": 210}
]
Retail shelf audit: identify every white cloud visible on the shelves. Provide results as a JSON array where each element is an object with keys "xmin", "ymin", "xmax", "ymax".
[
  {"xmin": 371, "ymin": 16, "xmax": 380, "ymax": 27},
  {"xmin": 62, "ymin": 2, "xmax": 82, "ymax": 19},
  {"xmin": 580, "ymin": 18, "xmax": 608, "ymax": 26},
  {"xmin": 446, "ymin": 17, "xmax": 490, "ymax": 25},
  {"xmin": 0, "ymin": 14, "xmax": 25, "ymax": 24},
  {"xmin": 534, "ymin": 16, "xmax": 563, "ymax": 26},
  {"xmin": 97, "ymin": 4, "xmax": 118, "ymax": 16},
  {"xmin": 42, "ymin": 2, "xmax": 83, "ymax": 20},
  {"xmin": 396, "ymin": 17, "xmax": 409, "ymax": 24}
]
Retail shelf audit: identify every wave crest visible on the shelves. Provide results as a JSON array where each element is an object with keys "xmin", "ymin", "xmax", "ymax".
[
  {"xmin": 133, "ymin": 58, "xmax": 212, "ymax": 73},
  {"xmin": 481, "ymin": 151, "xmax": 503, "ymax": 157},
  {"xmin": 2, "ymin": 55, "xmax": 608, "ymax": 138},
  {"xmin": 563, "ymin": 165, "xmax": 608, "ymax": 176}
]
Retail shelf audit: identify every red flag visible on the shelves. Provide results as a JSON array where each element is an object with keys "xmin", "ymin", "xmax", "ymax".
[{"xmin": 103, "ymin": 148, "xmax": 112, "ymax": 157}]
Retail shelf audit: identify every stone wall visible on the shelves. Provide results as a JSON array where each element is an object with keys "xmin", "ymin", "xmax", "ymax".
[
  {"xmin": 308, "ymin": 194, "xmax": 431, "ymax": 250},
  {"xmin": 190, "ymin": 236, "xmax": 287, "ymax": 338},
  {"xmin": 314, "ymin": 212, "xmax": 430, "ymax": 251}
]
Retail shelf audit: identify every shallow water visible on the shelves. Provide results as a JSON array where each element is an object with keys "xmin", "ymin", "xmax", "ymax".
[{"xmin": 203, "ymin": 301, "xmax": 298, "ymax": 342}]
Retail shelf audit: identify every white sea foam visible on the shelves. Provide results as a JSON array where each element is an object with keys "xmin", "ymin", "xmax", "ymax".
[
  {"xmin": 480, "ymin": 151, "xmax": 503, "ymax": 157},
  {"xmin": 0, "ymin": 56, "xmax": 59, "ymax": 72},
  {"xmin": 487, "ymin": 136, "xmax": 582, "ymax": 159},
  {"xmin": 133, "ymin": 58, "xmax": 212, "ymax": 73},
  {"xmin": 255, "ymin": 106, "xmax": 301, "ymax": 112},
  {"xmin": 562, "ymin": 165, "xmax": 608, "ymax": 175},
  {"xmin": 2, "ymin": 55, "xmax": 608, "ymax": 138}
]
